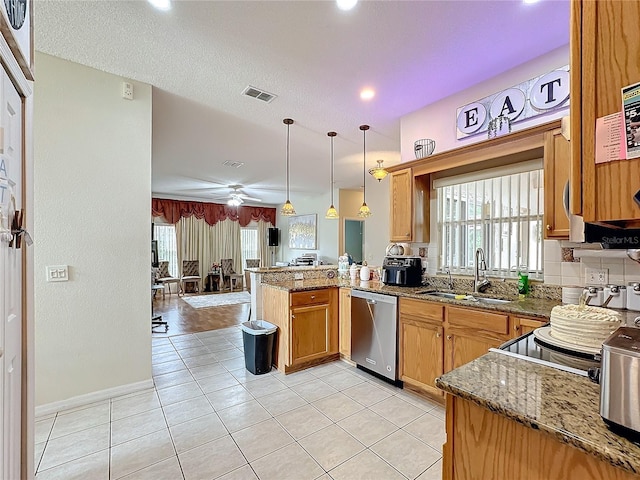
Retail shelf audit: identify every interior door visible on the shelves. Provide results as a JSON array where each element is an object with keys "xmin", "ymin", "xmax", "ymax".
[{"xmin": 0, "ymin": 67, "xmax": 23, "ymax": 480}]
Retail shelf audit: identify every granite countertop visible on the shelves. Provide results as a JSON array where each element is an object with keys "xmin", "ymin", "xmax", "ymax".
[
  {"xmin": 262, "ymin": 278, "xmax": 563, "ymax": 319},
  {"xmin": 435, "ymin": 352, "xmax": 640, "ymax": 476},
  {"xmin": 246, "ymin": 265, "xmax": 337, "ymax": 273}
]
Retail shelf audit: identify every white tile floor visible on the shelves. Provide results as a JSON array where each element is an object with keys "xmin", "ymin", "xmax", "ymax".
[{"xmin": 35, "ymin": 326, "xmax": 444, "ymax": 480}]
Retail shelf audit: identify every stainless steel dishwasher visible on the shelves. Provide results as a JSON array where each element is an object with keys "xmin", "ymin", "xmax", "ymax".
[{"xmin": 350, "ymin": 290, "xmax": 398, "ymax": 381}]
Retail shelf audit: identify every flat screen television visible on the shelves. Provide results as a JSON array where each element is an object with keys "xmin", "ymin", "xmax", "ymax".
[{"xmin": 151, "ymin": 240, "xmax": 159, "ymax": 267}]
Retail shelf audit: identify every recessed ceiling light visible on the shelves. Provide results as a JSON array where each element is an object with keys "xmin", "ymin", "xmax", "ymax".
[
  {"xmin": 523, "ymin": 0, "xmax": 540, "ymax": 4},
  {"xmin": 148, "ymin": 0, "xmax": 171, "ymax": 11},
  {"xmin": 337, "ymin": 0, "xmax": 358, "ymax": 11},
  {"xmin": 360, "ymin": 88, "xmax": 375, "ymax": 101}
]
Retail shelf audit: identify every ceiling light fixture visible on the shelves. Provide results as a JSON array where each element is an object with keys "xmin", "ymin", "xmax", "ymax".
[
  {"xmin": 336, "ymin": 0, "xmax": 358, "ymax": 11},
  {"xmin": 325, "ymin": 131, "xmax": 339, "ymax": 219},
  {"xmin": 360, "ymin": 88, "xmax": 375, "ymax": 101},
  {"xmin": 148, "ymin": 0, "xmax": 171, "ymax": 11},
  {"xmin": 227, "ymin": 197, "xmax": 242, "ymax": 207},
  {"xmin": 368, "ymin": 159, "xmax": 388, "ymax": 182},
  {"xmin": 523, "ymin": 0, "xmax": 540, "ymax": 4},
  {"xmin": 281, "ymin": 118, "xmax": 296, "ymax": 216},
  {"xmin": 358, "ymin": 125, "xmax": 372, "ymax": 218}
]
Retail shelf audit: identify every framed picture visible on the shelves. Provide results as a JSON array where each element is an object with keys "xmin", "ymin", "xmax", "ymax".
[{"xmin": 288, "ymin": 214, "xmax": 317, "ymax": 250}]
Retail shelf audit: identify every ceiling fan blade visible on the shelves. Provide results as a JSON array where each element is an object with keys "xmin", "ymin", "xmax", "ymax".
[{"xmin": 238, "ymin": 194, "xmax": 262, "ymax": 202}]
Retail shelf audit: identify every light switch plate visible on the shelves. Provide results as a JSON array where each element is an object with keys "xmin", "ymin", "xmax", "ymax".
[
  {"xmin": 46, "ymin": 265, "xmax": 69, "ymax": 282},
  {"xmin": 585, "ymin": 267, "xmax": 608, "ymax": 285}
]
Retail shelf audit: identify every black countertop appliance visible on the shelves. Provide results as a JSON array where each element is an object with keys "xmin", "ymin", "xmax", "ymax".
[{"xmin": 382, "ymin": 256, "xmax": 423, "ymax": 287}]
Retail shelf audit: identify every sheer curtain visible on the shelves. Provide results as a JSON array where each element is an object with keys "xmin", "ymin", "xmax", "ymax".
[
  {"xmin": 176, "ymin": 216, "xmax": 243, "ymax": 280},
  {"xmin": 257, "ymin": 220, "xmax": 272, "ymax": 268}
]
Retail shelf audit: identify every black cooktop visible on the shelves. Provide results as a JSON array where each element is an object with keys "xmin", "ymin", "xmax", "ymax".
[{"xmin": 497, "ymin": 327, "xmax": 601, "ymax": 375}]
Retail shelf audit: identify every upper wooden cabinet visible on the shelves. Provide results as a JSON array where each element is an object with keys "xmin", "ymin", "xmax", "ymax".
[
  {"xmin": 571, "ymin": 0, "xmax": 640, "ymax": 225},
  {"xmin": 389, "ymin": 169, "xmax": 413, "ymax": 241},
  {"xmin": 544, "ymin": 127, "xmax": 571, "ymax": 239},
  {"xmin": 389, "ymin": 168, "xmax": 430, "ymax": 243}
]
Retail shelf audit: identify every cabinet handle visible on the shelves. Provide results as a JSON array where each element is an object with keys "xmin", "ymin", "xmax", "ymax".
[
  {"xmin": 514, "ymin": 325, "xmax": 520, "ymax": 331},
  {"xmin": 406, "ymin": 233, "xmax": 410, "ymax": 237},
  {"xmin": 446, "ymin": 335, "xmax": 452, "ymax": 340},
  {"xmin": 311, "ymin": 295, "xmax": 315, "ymax": 299},
  {"xmin": 436, "ymin": 332, "xmax": 441, "ymax": 338},
  {"xmin": 347, "ymin": 294, "xmax": 350, "ymax": 298},
  {"xmin": 546, "ymin": 224, "xmax": 552, "ymax": 230},
  {"xmin": 291, "ymin": 314, "xmax": 296, "ymax": 319}
]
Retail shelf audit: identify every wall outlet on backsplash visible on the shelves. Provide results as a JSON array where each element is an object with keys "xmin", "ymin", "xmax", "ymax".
[
  {"xmin": 294, "ymin": 273, "xmax": 303, "ymax": 280},
  {"xmin": 585, "ymin": 267, "xmax": 609, "ymax": 285}
]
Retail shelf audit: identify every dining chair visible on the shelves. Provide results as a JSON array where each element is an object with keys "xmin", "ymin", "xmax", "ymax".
[
  {"xmin": 244, "ymin": 259, "xmax": 260, "ymax": 294},
  {"xmin": 156, "ymin": 261, "xmax": 180, "ymax": 295},
  {"xmin": 180, "ymin": 260, "xmax": 201, "ymax": 295},
  {"xmin": 220, "ymin": 259, "xmax": 243, "ymax": 292}
]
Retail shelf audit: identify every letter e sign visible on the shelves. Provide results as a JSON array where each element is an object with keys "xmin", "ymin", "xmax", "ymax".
[{"xmin": 457, "ymin": 102, "xmax": 487, "ymax": 135}]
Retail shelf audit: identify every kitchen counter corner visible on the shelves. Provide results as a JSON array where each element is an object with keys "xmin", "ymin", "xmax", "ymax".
[{"xmin": 436, "ymin": 352, "xmax": 640, "ymax": 476}]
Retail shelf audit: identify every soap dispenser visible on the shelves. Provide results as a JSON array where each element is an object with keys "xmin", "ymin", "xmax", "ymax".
[{"xmin": 360, "ymin": 262, "xmax": 370, "ymax": 281}]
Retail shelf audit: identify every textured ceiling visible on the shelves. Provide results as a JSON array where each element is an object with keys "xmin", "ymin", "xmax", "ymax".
[{"xmin": 34, "ymin": 0, "xmax": 570, "ymax": 206}]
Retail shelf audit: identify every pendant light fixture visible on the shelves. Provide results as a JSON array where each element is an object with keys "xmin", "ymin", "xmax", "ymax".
[
  {"xmin": 368, "ymin": 159, "xmax": 388, "ymax": 182},
  {"xmin": 358, "ymin": 124, "xmax": 372, "ymax": 218},
  {"xmin": 325, "ymin": 131, "xmax": 339, "ymax": 219},
  {"xmin": 281, "ymin": 118, "xmax": 296, "ymax": 216}
]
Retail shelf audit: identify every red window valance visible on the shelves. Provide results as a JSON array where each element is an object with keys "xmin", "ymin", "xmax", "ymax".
[{"xmin": 152, "ymin": 198, "xmax": 276, "ymax": 227}]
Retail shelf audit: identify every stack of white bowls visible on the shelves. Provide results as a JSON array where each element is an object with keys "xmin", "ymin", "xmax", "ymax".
[{"xmin": 562, "ymin": 286, "xmax": 583, "ymax": 305}]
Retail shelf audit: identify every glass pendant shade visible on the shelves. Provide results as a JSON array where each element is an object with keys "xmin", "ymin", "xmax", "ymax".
[
  {"xmin": 357, "ymin": 202, "xmax": 371, "ymax": 218},
  {"xmin": 325, "ymin": 205, "xmax": 339, "ymax": 219},
  {"xmin": 325, "ymin": 131, "xmax": 339, "ymax": 219},
  {"xmin": 281, "ymin": 118, "xmax": 296, "ymax": 216},
  {"xmin": 358, "ymin": 124, "xmax": 372, "ymax": 218},
  {"xmin": 368, "ymin": 159, "xmax": 388, "ymax": 181},
  {"xmin": 281, "ymin": 200, "xmax": 296, "ymax": 216}
]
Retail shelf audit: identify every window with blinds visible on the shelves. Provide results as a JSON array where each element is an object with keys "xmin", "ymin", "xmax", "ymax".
[
  {"xmin": 434, "ymin": 160, "xmax": 544, "ymax": 280},
  {"xmin": 153, "ymin": 224, "xmax": 178, "ymax": 277},
  {"xmin": 240, "ymin": 227, "xmax": 258, "ymax": 270}
]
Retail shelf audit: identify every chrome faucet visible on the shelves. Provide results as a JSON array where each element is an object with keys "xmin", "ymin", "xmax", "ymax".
[
  {"xmin": 444, "ymin": 267, "xmax": 454, "ymax": 290},
  {"xmin": 474, "ymin": 248, "xmax": 491, "ymax": 293}
]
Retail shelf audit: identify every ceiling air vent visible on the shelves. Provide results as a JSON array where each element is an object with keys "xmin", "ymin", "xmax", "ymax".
[
  {"xmin": 242, "ymin": 85, "xmax": 277, "ymax": 104},
  {"xmin": 223, "ymin": 161, "xmax": 245, "ymax": 168}
]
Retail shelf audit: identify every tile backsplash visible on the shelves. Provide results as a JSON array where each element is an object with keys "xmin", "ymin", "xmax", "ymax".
[{"xmin": 543, "ymin": 240, "xmax": 640, "ymax": 287}]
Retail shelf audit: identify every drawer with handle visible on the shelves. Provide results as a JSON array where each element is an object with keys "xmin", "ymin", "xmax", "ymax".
[{"xmin": 291, "ymin": 288, "xmax": 332, "ymax": 306}]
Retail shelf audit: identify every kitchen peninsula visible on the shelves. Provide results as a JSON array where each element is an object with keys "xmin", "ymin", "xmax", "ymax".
[{"xmin": 436, "ymin": 352, "xmax": 640, "ymax": 480}]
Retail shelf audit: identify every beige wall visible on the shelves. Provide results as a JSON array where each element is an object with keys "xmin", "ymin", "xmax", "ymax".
[
  {"xmin": 33, "ymin": 53, "xmax": 153, "ymax": 407},
  {"xmin": 401, "ymin": 45, "xmax": 570, "ymax": 162},
  {"xmin": 276, "ymin": 182, "xmax": 391, "ymax": 268}
]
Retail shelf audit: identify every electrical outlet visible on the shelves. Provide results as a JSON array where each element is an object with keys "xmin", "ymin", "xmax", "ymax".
[
  {"xmin": 294, "ymin": 272, "xmax": 303, "ymax": 280},
  {"xmin": 585, "ymin": 267, "xmax": 609, "ymax": 285}
]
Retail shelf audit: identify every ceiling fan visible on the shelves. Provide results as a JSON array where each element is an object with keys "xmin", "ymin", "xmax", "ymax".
[{"xmin": 213, "ymin": 185, "xmax": 263, "ymax": 206}]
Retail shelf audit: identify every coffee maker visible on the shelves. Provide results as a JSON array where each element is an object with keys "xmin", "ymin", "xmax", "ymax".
[{"xmin": 381, "ymin": 256, "xmax": 423, "ymax": 287}]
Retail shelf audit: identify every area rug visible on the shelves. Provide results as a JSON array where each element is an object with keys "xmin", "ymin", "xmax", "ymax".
[{"xmin": 181, "ymin": 292, "xmax": 250, "ymax": 309}]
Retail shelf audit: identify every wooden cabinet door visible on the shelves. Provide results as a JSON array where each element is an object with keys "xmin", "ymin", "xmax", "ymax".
[
  {"xmin": 400, "ymin": 318, "xmax": 443, "ymax": 396},
  {"xmin": 572, "ymin": 0, "xmax": 640, "ymax": 224},
  {"xmin": 290, "ymin": 303, "xmax": 336, "ymax": 366},
  {"xmin": 390, "ymin": 169, "xmax": 413, "ymax": 241},
  {"xmin": 445, "ymin": 332, "xmax": 502, "ymax": 373},
  {"xmin": 512, "ymin": 316, "xmax": 547, "ymax": 337},
  {"xmin": 339, "ymin": 288, "xmax": 351, "ymax": 358},
  {"xmin": 544, "ymin": 128, "xmax": 570, "ymax": 239}
]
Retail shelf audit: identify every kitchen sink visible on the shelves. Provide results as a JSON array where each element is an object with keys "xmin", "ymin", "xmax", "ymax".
[
  {"xmin": 425, "ymin": 292, "xmax": 458, "ymax": 299},
  {"xmin": 417, "ymin": 291, "xmax": 512, "ymax": 305},
  {"xmin": 470, "ymin": 297, "xmax": 511, "ymax": 305}
]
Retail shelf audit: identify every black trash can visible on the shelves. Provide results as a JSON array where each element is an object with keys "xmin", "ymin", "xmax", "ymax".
[{"xmin": 241, "ymin": 320, "xmax": 278, "ymax": 375}]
